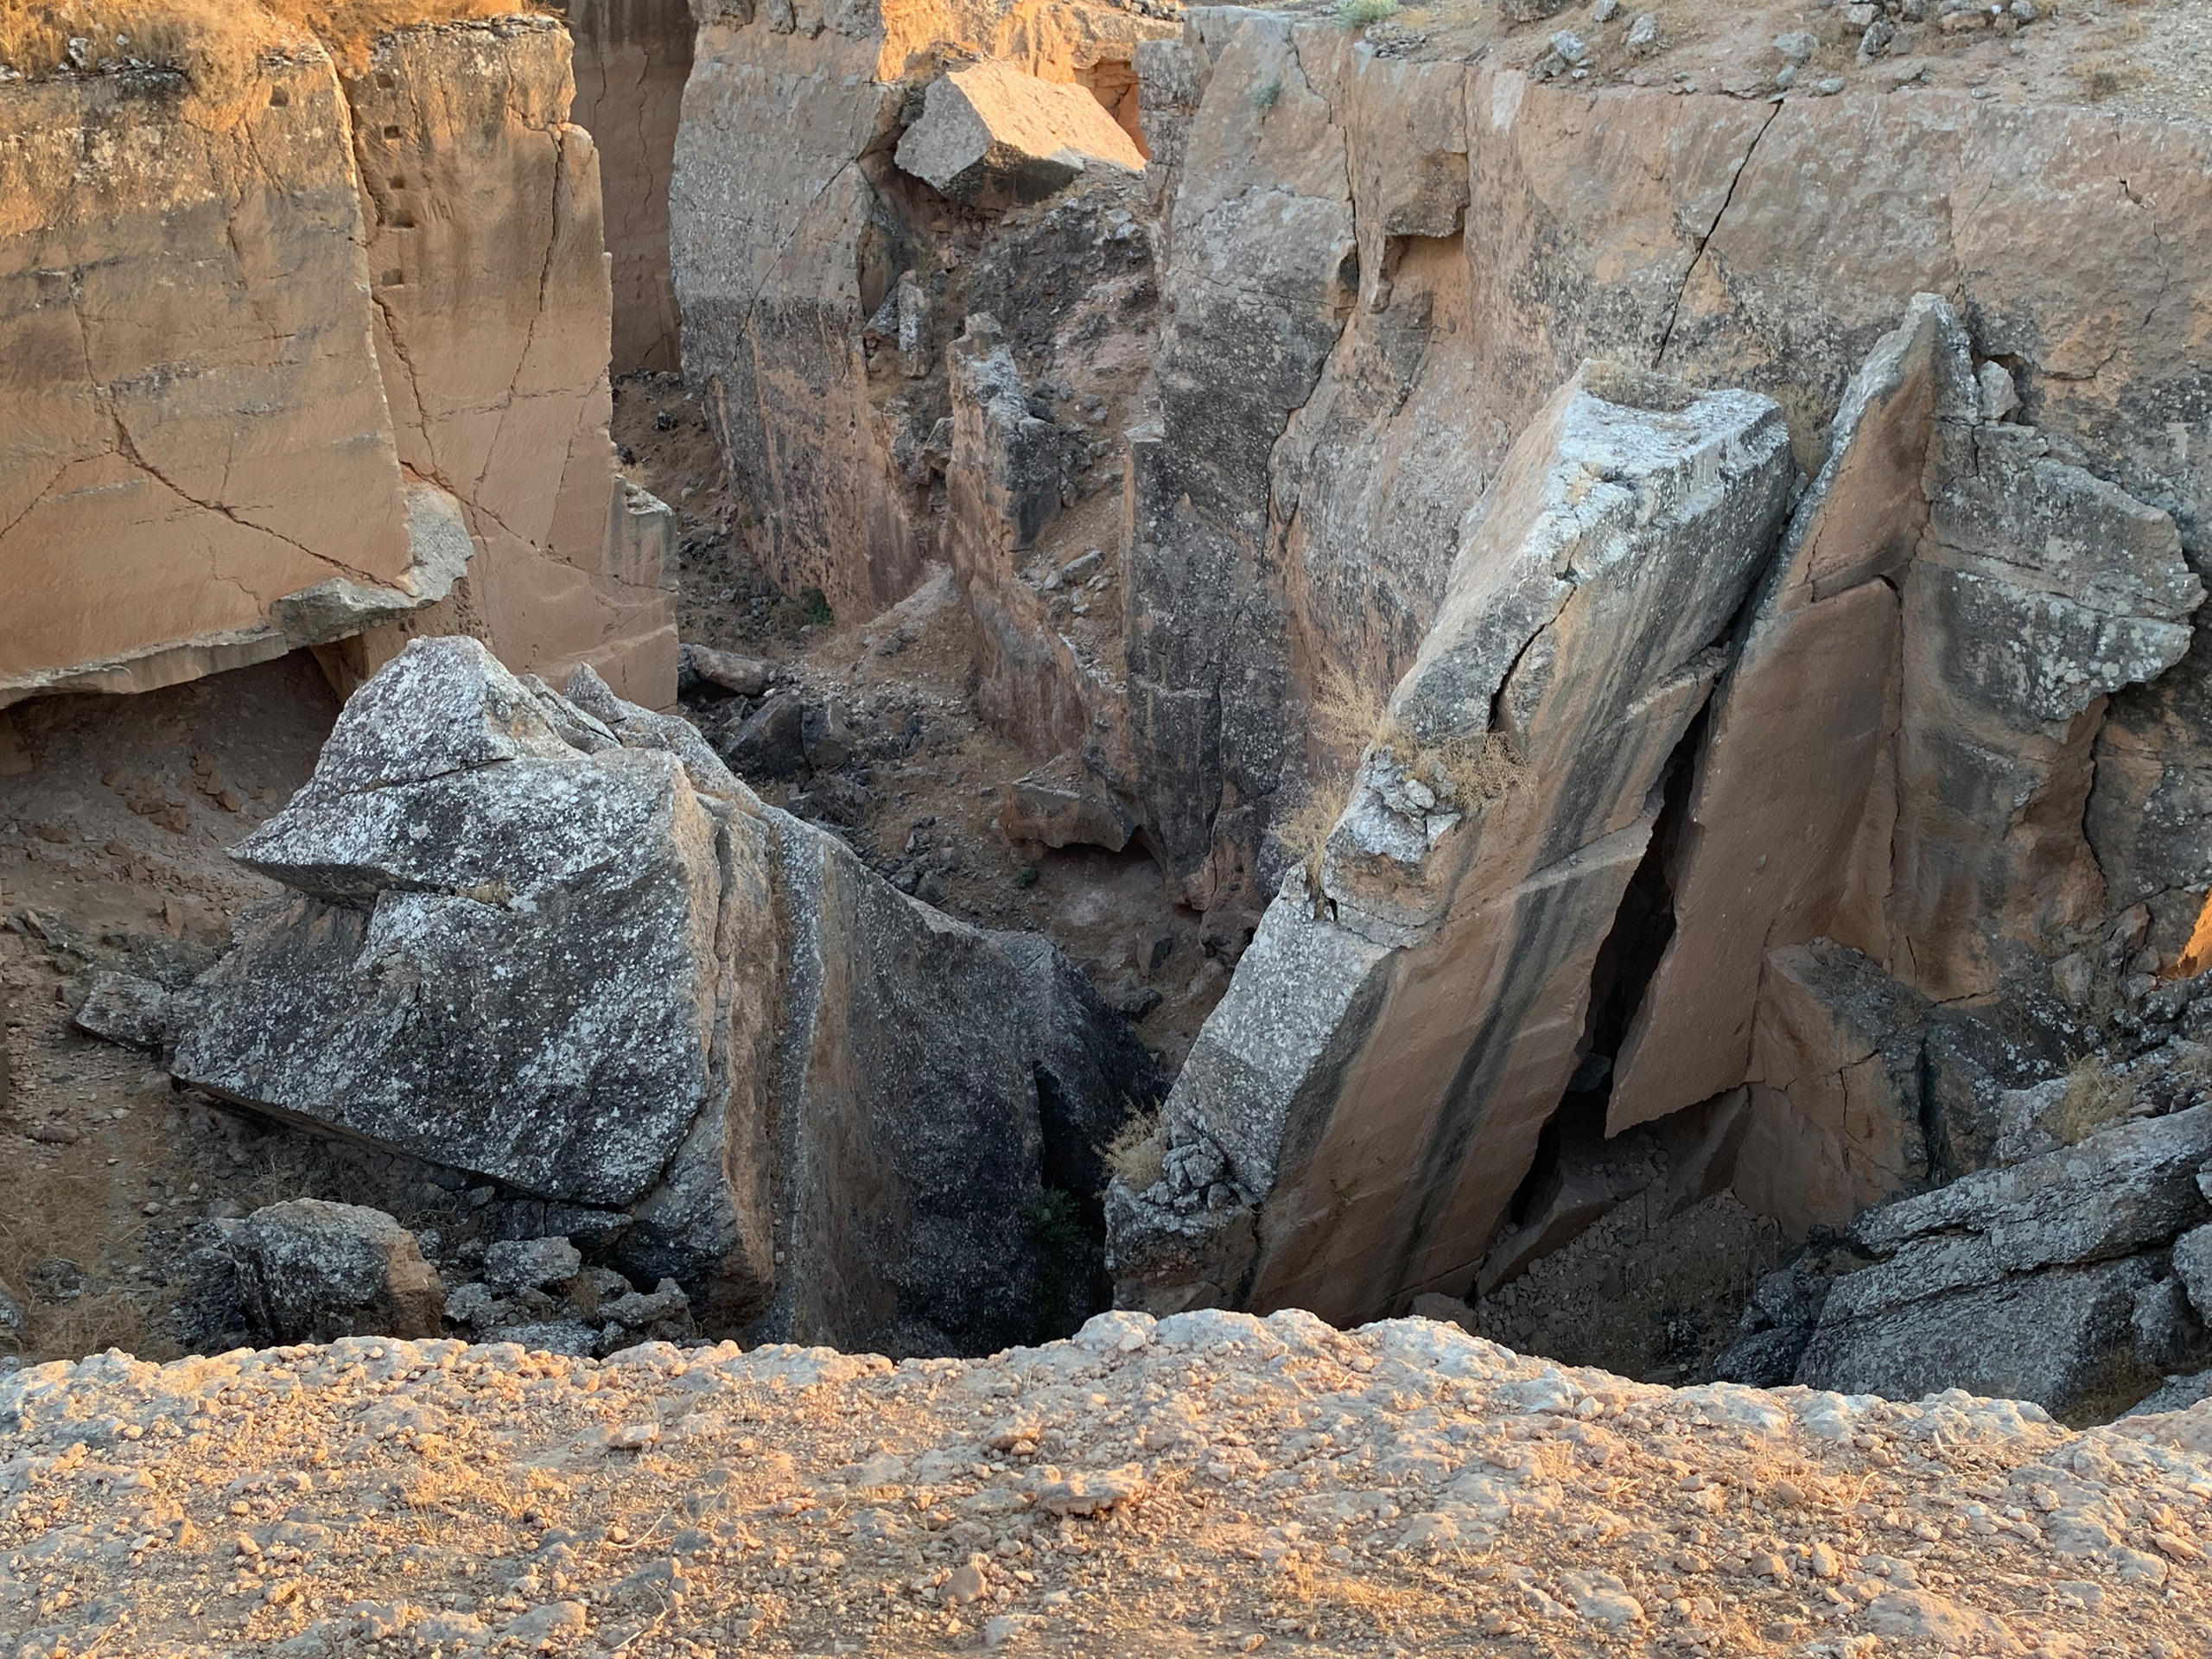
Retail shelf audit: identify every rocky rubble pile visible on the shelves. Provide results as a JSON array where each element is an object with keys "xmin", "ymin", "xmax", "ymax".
[{"xmin": 7, "ymin": 1311, "xmax": 2212, "ymax": 1657}]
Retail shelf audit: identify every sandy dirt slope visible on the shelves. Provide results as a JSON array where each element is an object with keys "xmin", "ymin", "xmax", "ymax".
[{"xmin": 5, "ymin": 1309, "xmax": 2212, "ymax": 1657}]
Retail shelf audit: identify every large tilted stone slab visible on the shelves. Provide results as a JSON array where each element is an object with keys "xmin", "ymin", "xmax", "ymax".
[
  {"xmin": 171, "ymin": 638, "xmax": 1157, "ymax": 1355},
  {"xmin": 1611, "ymin": 292, "xmax": 2203, "ymax": 1159},
  {"xmin": 895, "ymin": 61, "xmax": 1144, "ymax": 202},
  {"xmin": 1107, "ymin": 365, "xmax": 1796, "ymax": 1325},
  {"xmin": 1608, "ymin": 296, "xmax": 1968, "ymax": 1133}
]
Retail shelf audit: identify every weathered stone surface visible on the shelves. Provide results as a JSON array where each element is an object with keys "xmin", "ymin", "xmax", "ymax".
[
  {"xmin": 483, "ymin": 1236, "xmax": 584, "ymax": 1297},
  {"xmin": 680, "ymin": 643, "xmax": 770, "ymax": 699},
  {"xmin": 2176, "ymin": 1224, "xmax": 2212, "ymax": 1322},
  {"xmin": 1797, "ymin": 1255, "xmax": 2158, "ymax": 1421},
  {"xmin": 896, "ymin": 61, "xmax": 1144, "ymax": 202},
  {"xmin": 1794, "ymin": 1108, "xmax": 2212, "ymax": 1414},
  {"xmin": 760, "ymin": 806, "xmax": 1161, "ymax": 1355},
  {"xmin": 1732, "ymin": 944, "xmax": 1931, "ymax": 1242},
  {"xmin": 170, "ymin": 636, "xmax": 1149, "ymax": 1354},
  {"xmin": 562, "ymin": 0, "xmax": 692, "ymax": 372},
  {"xmin": 0, "ymin": 42, "xmax": 412, "ymax": 707},
  {"xmin": 1124, "ymin": 11, "xmax": 1357, "ymax": 929},
  {"xmin": 1, "ymin": 15, "xmax": 677, "ymax": 713},
  {"xmin": 71, "ymin": 971, "xmax": 172, "ymax": 1053},
  {"xmin": 1120, "ymin": 24, "xmax": 2212, "ymax": 969},
  {"xmin": 1851, "ymin": 1105, "xmax": 2212, "ymax": 1274},
  {"xmin": 1109, "ymin": 366, "xmax": 1795, "ymax": 1325},
  {"xmin": 226, "ymin": 1200, "xmax": 445, "ymax": 1344},
  {"xmin": 1891, "ymin": 423, "xmax": 2202, "ymax": 1000}
]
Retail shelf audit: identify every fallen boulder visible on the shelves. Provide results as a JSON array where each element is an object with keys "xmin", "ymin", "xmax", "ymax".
[
  {"xmin": 999, "ymin": 754, "xmax": 1139, "ymax": 851},
  {"xmin": 170, "ymin": 637, "xmax": 1161, "ymax": 1356},
  {"xmin": 226, "ymin": 1200, "xmax": 444, "ymax": 1345},
  {"xmin": 1795, "ymin": 1107, "xmax": 2212, "ymax": 1417},
  {"xmin": 894, "ymin": 62, "xmax": 1146, "ymax": 204}
]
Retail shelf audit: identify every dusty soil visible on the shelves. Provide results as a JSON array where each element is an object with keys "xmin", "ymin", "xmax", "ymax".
[
  {"xmin": 1338, "ymin": 0, "xmax": 2212, "ymax": 128},
  {"xmin": 7, "ymin": 1308, "xmax": 2212, "ymax": 1658}
]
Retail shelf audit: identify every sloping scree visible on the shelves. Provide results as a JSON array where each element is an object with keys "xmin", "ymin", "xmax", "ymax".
[{"xmin": 5, "ymin": 1313, "xmax": 2212, "ymax": 1656}]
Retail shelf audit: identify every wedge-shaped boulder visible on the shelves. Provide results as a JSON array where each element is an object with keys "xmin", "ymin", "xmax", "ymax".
[
  {"xmin": 1107, "ymin": 364, "xmax": 1796, "ymax": 1325},
  {"xmin": 226, "ymin": 1200, "xmax": 444, "ymax": 1345},
  {"xmin": 172, "ymin": 638, "xmax": 1159, "ymax": 1354},
  {"xmin": 895, "ymin": 62, "xmax": 1145, "ymax": 203}
]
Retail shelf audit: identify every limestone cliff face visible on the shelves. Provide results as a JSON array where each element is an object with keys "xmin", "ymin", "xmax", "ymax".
[
  {"xmin": 0, "ymin": 11, "xmax": 677, "ymax": 712},
  {"xmin": 1125, "ymin": 14, "xmax": 2212, "ymax": 951},
  {"xmin": 670, "ymin": 0, "xmax": 1179, "ymax": 625},
  {"xmin": 561, "ymin": 0, "xmax": 692, "ymax": 372},
  {"xmin": 342, "ymin": 17, "xmax": 677, "ymax": 706},
  {"xmin": 0, "ymin": 48, "xmax": 416, "ymax": 702}
]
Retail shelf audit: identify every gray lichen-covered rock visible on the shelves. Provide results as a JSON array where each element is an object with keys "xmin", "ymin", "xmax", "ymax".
[
  {"xmin": 171, "ymin": 637, "xmax": 1154, "ymax": 1356},
  {"xmin": 1109, "ymin": 364, "xmax": 1796, "ymax": 1325},
  {"xmin": 71, "ymin": 971, "xmax": 173, "ymax": 1053},
  {"xmin": 1850, "ymin": 1104, "xmax": 2212, "ymax": 1275},
  {"xmin": 483, "ymin": 1237, "xmax": 583, "ymax": 1297},
  {"xmin": 1797, "ymin": 1255, "xmax": 2158, "ymax": 1421},
  {"xmin": 174, "ymin": 641, "xmax": 766, "ymax": 1281},
  {"xmin": 226, "ymin": 1200, "xmax": 445, "ymax": 1345},
  {"xmin": 1794, "ymin": 1108, "xmax": 2212, "ymax": 1416}
]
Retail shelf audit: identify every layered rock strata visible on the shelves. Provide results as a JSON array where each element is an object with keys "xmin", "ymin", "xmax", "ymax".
[
  {"xmin": 1107, "ymin": 365, "xmax": 1796, "ymax": 1325},
  {"xmin": 0, "ymin": 11, "xmax": 676, "ymax": 711},
  {"xmin": 167, "ymin": 637, "xmax": 1159, "ymax": 1355}
]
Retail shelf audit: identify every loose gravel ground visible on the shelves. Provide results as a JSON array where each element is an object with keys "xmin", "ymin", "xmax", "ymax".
[{"xmin": 6, "ymin": 1310, "xmax": 2212, "ymax": 1657}]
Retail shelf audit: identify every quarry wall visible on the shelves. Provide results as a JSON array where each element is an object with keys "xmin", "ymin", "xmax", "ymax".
[{"xmin": 0, "ymin": 10, "xmax": 677, "ymax": 712}]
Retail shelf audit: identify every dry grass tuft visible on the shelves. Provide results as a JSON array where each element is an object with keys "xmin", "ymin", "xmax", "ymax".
[
  {"xmin": 1274, "ymin": 787, "xmax": 1350, "ymax": 895},
  {"xmin": 0, "ymin": 1162, "xmax": 170, "ymax": 1363},
  {"xmin": 0, "ymin": 1, "xmax": 546, "ymax": 86},
  {"xmin": 1280, "ymin": 655, "xmax": 1525, "ymax": 902},
  {"xmin": 2046, "ymin": 1054, "xmax": 2136, "ymax": 1147},
  {"xmin": 1103, "ymin": 1109, "xmax": 1166, "ymax": 1193},
  {"xmin": 2069, "ymin": 49, "xmax": 2146, "ymax": 101}
]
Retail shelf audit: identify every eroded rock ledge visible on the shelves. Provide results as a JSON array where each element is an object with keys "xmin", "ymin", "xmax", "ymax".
[{"xmin": 7, "ymin": 1311, "xmax": 2212, "ymax": 1656}]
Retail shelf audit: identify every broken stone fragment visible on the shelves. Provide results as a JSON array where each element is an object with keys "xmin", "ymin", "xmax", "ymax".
[
  {"xmin": 1795, "ymin": 1107, "xmax": 2212, "ymax": 1414},
  {"xmin": 679, "ymin": 643, "xmax": 770, "ymax": 698},
  {"xmin": 483, "ymin": 1237, "xmax": 583, "ymax": 1298},
  {"xmin": 1798, "ymin": 1255, "xmax": 2158, "ymax": 1420},
  {"xmin": 601, "ymin": 1278, "xmax": 690, "ymax": 1332},
  {"xmin": 226, "ymin": 1200, "xmax": 445, "ymax": 1345},
  {"xmin": 71, "ymin": 970, "xmax": 172, "ymax": 1052},
  {"xmin": 999, "ymin": 755, "xmax": 1138, "ymax": 851},
  {"xmin": 894, "ymin": 62, "xmax": 1145, "ymax": 204}
]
